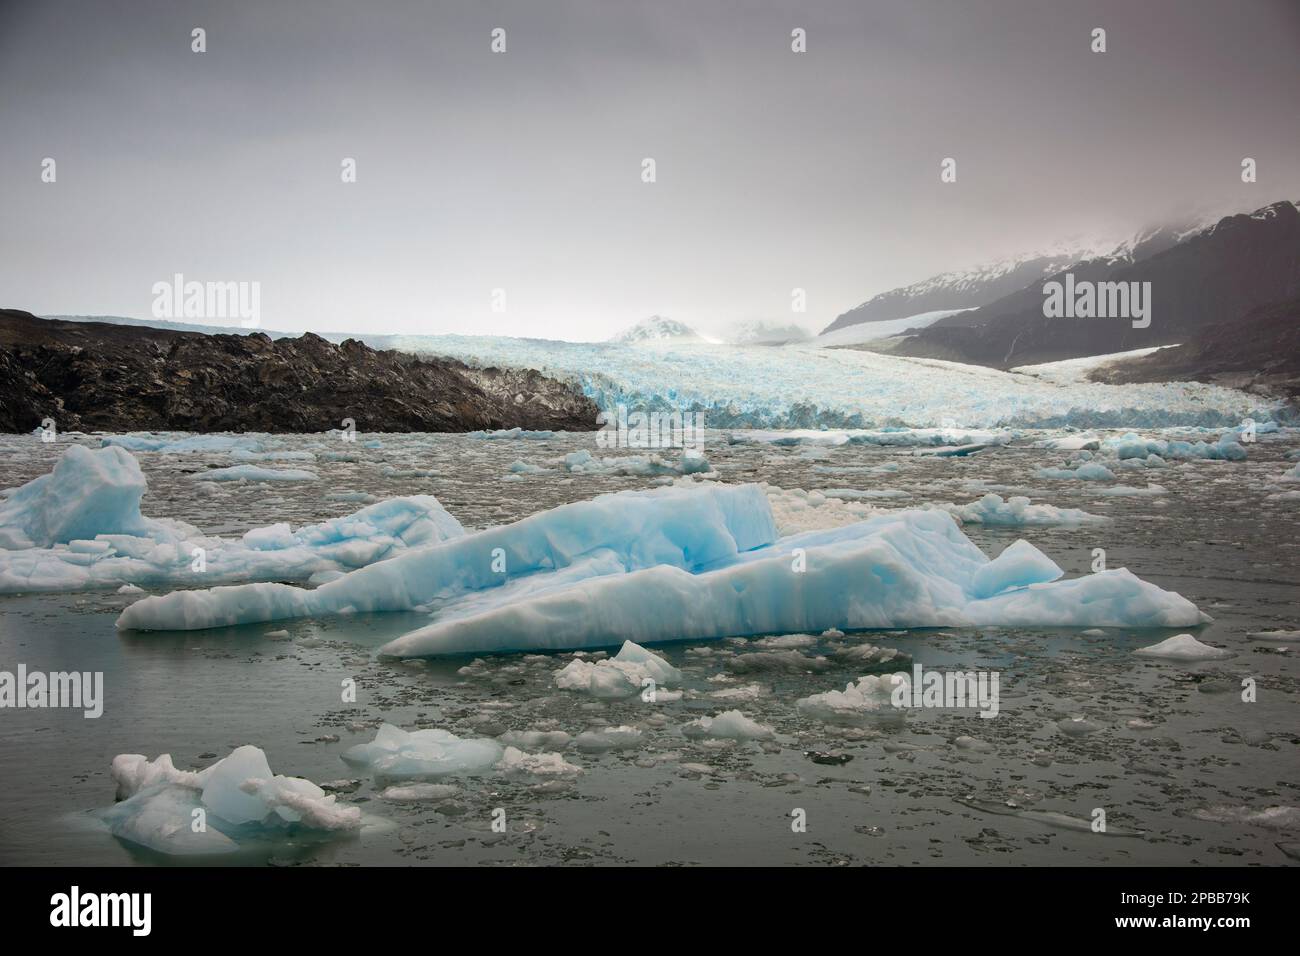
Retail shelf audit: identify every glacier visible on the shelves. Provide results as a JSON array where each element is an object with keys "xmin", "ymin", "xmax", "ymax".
[
  {"xmin": 117, "ymin": 482, "xmax": 1207, "ymax": 654},
  {"xmin": 373, "ymin": 332, "xmax": 1282, "ymax": 430},
  {"xmin": 0, "ymin": 445, "xmax": 463, "ymax": 593}
]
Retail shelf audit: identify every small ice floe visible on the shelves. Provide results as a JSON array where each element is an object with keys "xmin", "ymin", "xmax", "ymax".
[
  {"xmin": 379, "ymin": 783, "xmax": 459, "ymax": 802},
  {"xmin": 1092, "ymin": 484, "xmax": 1167, "ymax": 497},
  {"xmin": 753, "ymin": 633, "xmax": 818, "ymax": 648},
  {"xmin": 498, "ymin": 729, "xmax": 573, "ymax": 751},
  {"xmin": 1247, "ymin": 629, "xmax": 1299, "ymax": 643},
  {"xmin": 1038, "ymin": 463, "xmax": 1116, "ymax": 481},
  {"xmin": 1056, "ymin": 717, "xmax": 1104, "ymax": 737},
  {"xmin": 117, "ymin": 583, "xmax": 145, "ymax": 595},
  {"xmin": 1133, "ymin": 633, "xmax": 1234, "ymax": 661},
  {"xmin": 707, "ymin": 683, "xmax": 766, "ymax": 702},
  {"xmin": 558, "ymin": 449, "xmax": 712, "ymax": 477},
  {"xmin": 507, "ymin": 460, "xmax": 552, "ymax": 475},
  {"xmin": 341, "ymin": 724, "xmax": 503, "ymax": 779},
  {"xmin": 956, "ymin": 797, "xmax": 1143, "ymax": 837},
  {"xmin": 496, "ymin": 747, "xmax": 582, "ymax": 777},
  {"xmin": 553, "ymin": 641, "xmax": 681, "ymax": 699},
  {"xmin": 953, "ymin": 736, "xmax": 993, "ymax": 752},
  {"xmin": 937, "ymin": 493, "xmax": 1105, "ymax": 528},
  {"xmin": 796, "ymin": 674, "xmax": 906, "ymax": 727},
  {"xmin": 574, "ymin": 726, "xmax": 644, "ymax": 752},
  {"xmin": 191, "ymin": 465, "xmax": 319, "ymax": 483},
  {"xmin": 1106, "ymin": 431, "xmax": 1247, "ymax": 462},
  {"xmin": 102, "ymin": 746, "xmax": 360, "ymax": 856},
  {"xmin": 830, "ymin": 643, "xmax": 910, "ymax": 670},
  {"xmin": 466, "ymin": 428, "xmax": 555, "ymax": 440},
  {"xmin": 682, "ymin": 709, "xmax": 774, "ymax": 741},
  {"xmin": 1192, "ymin": 806, "xmax": 1300, "ymax": 830}
]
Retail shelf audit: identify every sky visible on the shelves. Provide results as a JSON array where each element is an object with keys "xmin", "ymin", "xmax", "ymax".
[{"xmin": 2, "ymin": 0, "xmax": 1298, "ymax": 341}]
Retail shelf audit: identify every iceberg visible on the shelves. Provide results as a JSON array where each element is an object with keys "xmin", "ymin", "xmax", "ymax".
[
  {"xmin": 102, "ymin": 746, "xmax": 360, "ymax": 856},
  {"xmin": 118, "ymin": 483, "xmax": 1206, "ymax": 653},
  {"xmin": 0, "ymin": 446, "xmax": 462, "ymax": 594},
  {"xmin": 0, "ymin": 444, "xmax": 163, "ymax": 549}
]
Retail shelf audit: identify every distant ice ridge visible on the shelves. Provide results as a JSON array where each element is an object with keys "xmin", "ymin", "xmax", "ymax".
[
  {"xmin": 0, "ymin": 445, "xmax": 463, "ymax": 593},
  {"xmin": 119, "ymin": 483, "xmax": 1207, "ymax": 654},
  {"xmin": 375, "ymin": 332, "xmax": 1276, "ymax": 429},
  {"xmin": 103, "ymin": 745, "xmax": 360, "ymax": 856}
]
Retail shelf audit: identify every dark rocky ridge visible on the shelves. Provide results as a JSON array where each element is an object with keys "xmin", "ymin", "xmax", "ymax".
[
  {"xmin": 0, "ymin": 310, "xmax": 598, "ymax": 433},
  {"xmin": 1088, "ymin": 295, "xmax": 1300, "ymax": 404}
]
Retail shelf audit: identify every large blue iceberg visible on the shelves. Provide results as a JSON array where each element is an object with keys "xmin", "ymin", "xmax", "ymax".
[{"xmin": 117, "ymin": 482, "xmax": 1206, "ymax": 651}]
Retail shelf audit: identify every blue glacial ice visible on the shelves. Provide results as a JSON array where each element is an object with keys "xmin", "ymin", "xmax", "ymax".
[
  {"xmin": 376, "ymin": 333, "xmax": 1280, "ymax": 430},
  {"xmin": 0, "ymin": 445, "xmax": 463, "ymax": 593},
  {"xmin": 117, "ymin": 482, "xmax": 1207, "ymax": 653},
  {"xmin": 102, "ymin": 746, "xmax": 360, "ymax": 856}
]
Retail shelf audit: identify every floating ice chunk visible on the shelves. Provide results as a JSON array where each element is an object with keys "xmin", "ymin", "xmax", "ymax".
[
  {"xmin": 191, "ymin": 465, "xmax": 318, "ymax": 483},
  {"xmin": 101, "ymin": 433, "xmax": 264, "ymax": 454},
  {"xmin": 0, "ymin": 445, "xmax": 158, "ymax": 549},
  {"xmin": 1038, "ymin": 462, "xmax": 1116, "ymax": 481},
  {"xmin": 466, "ymin": 428, "xmax": 556, "ymax": 440},
  {"xmin": 341, "ymin": 723, "xmax": 503, "ymax": 779},
  {"xmin": 681, "ymin": 709, "xmax": 774, "ymax": 740},
  {"xmin": 797, "ymin": 674, "xmax": 906, "ymax": 726},
  {"xmin": 1192, "ymin": 806, "xmax": 1300, "ymax": 829},
  {"xmin": 1133, "ymin": 633, "xmax": 1234, "ymax": 661},
  {"xmin": 1032, "ymin": 434, "xmax": 1100, "ymax": 451},
  {"xmin": 554, "ymin": 641, "xmax": 681, "ymax": 698},
  {"xmin": 574, "ymin": 726, "xmax": 644, "ymax": 751},
  {"xmin": 1092, "ymin": 484, "xmax": 1167, "ymax": 497},
  {"xmin": 970, "ymin": 539, "xmax": 1064, "ymax": 599},
  {"xmin": 102, "ymin": 745, "xmax": 359, "ymax": 856},
  {"xmin": 380, "ymin": 783, "xmax": 460, "ymax": 802},
  {"xmin": 1108, "ymin": 431, "xmax": 1247, "ymax": 462},
  {"xmin": 119, "ymin": 483, "xmax": 772, "ymax": 631},
  {"xmin": 496, "ymin": 747, "xmax": 583, "ymax": 777},
  {"xmin": 1281, "ymin": 463, "xmax": 1300, "ymax": 482},
  {"xmin": 507, "ymin": 460, "xmax": 552, "ymax": 475},
  {"xmin": 498, "ymin": 730, "xmax": 573, "ymax": 751},
  {"xmin": 559, "ymin": 449, "xmax": 712, "ymax": 477},
  {"xmin": 938, "ymin": 493, "xmax": 1105, "ymax": 528}
]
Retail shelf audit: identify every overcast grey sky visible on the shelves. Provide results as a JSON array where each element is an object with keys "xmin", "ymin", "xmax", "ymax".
[{"xmin": 2, "ymin": 0, "xmax": 1298, "ymax": 340}]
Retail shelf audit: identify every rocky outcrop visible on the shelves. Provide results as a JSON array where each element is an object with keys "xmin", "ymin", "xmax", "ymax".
[
  {"xmin": 1088, "ymin": 295, "xmax": 1300, "ymax": 404},
  {"xmin": 0, "ymin": 310, "xmax": 598, "ymax": 433}
]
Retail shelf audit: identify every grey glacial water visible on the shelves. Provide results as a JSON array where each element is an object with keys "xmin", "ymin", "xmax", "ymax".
[{"xmin": 0, "ymin": 431, "xmax": 1296, "ymax": 866}]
